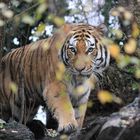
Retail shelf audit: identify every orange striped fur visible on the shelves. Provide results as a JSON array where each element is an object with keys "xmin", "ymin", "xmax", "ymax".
[{"xmin": 0, "ymin": 24, "xmax": 110, "ymax": 133}]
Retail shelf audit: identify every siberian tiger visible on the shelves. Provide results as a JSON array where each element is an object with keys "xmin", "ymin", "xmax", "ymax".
[{"xmin": 0, "ymin": 23, "xmax": 110, "ymax": 133}]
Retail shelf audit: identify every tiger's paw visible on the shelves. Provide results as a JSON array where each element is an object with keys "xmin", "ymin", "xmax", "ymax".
[{"xmin": 57, "ymin": 119, "xmax": 78, "ymax": 134}]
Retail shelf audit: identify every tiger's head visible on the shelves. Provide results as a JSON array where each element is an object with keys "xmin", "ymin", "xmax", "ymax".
[{"xmin": 60, "ymin": 24, "xmax": 110, "ymax": 78}]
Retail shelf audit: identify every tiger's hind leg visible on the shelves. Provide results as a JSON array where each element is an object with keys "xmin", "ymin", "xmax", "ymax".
[
  {"xmin": 9, "ymin": 93, "xmax": 39, "ymax": 124},
  {"xmin": 43, "ymin": 81, "xmax": 78, "ymax": 133}
]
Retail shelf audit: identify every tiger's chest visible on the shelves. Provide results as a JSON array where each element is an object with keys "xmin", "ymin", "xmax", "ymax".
[{"xmin": 67, "ymin": 75, "xmax": 91, "ymax": 107}]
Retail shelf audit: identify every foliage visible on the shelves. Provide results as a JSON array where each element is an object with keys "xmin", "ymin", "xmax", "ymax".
[
  {"xmin": 0, "ymin": 0, "xmax": 68, "ymax": 55},
  {"xmin": 0, "ymin": 0, "xmax": 140, "ymax": 117}
]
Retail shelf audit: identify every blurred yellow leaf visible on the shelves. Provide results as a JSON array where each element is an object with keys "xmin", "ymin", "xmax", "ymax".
[
  {"xmin": 98, "ymin": 90, "xmax": 113, "ymax": 104},
  {"xmin": 22, "ymin": 15, "xmax": 34, "ymax": 25},
  {"xmin": 98, "ymin": 90, "xmax": 122, "ymax": 105},
  {"xmin": 37, "ymin": 3, "xmax": 47, "ymax": 14},
  {"xmin": 87, "ymin": 100, "xmax": 93, "ymax": 108},
  {"xmin": 124, "ymin": 38, "xmax": 137, "ymax": 54},
  {"xmin": 59, "ymin": 91, "xmax": 66, "ymax": 97},
  {"xmin": 0, "ymin": 2, "xmax": 6, "ymax": 9},
  {"xmin": 24, "ymin": 0, "xmax": 33, "ymax": 3},
  {"xmin": 76, "ymin": 86, "xmax": 85, "ymax": 95},
  {"xmin": 48, "ymin": 14, "xmax": 64, "ymax": 27},
  {"xmin": 85, "ymin": 77, "xmax": 95, "ymax": 89},
  {"xmin": 56, "ymin": 62, "xmax": 65, "ymax": 80},
  {"xmin": 2, "ymin": 10, "xmax": 14, "ymax": 18},
  {"xmin": 38, "ymin": 0, "xmax": 46, "ymax": 3},
  {"xmin": 102, "ymin": 37, "xmax": 113, "ymax": 44},
  {"xmin": 60, "ymin": 134, "xmax": 68, "ymax": 140},
  {"xmin": 9, "ymin": 82, "xmax": 18, "ymax": 94},
  {"xmin": 112, "ymin": 29, "xmax": 123, "ymax": 39},
  {"xmin": 53, "ymin": 17, "xmax": 64, "ymax": 27},
  {"xmin": 56, "ymin": 71, "xmax": 63, "ymax": 81},
  {"xmin": 135, "ymin": 69, "xmax": 140, "ymax": 78},
  {"xmin": 117, "ymin": 6, "xmax": 125, "ymax": 12},
  {"xmin": 124, "ymin": 11, "xmax": 132, "ymax": 20},
  {"xmin": 112, "ymin": 95, "xmax": 122, "ymax": 104},
  {"xmin": 75, "ymin": 55, "xmax": 90, "ymax": 67},
  {"xmin": 57, "ymin": 62, "xmax": 65, "ymax": 73},
  {"xmin": 79, "ymin": 103, "xmax": 86, "ymax": 114},
  {"xmin": 130, "ymin": 57, "xmax": 140, "ymax": 65},
  {"xmin": 35, "ymin": 23, "xmax": 46, "ymax": 36},
  {"xmin": 117, "ymin": 54, "xmax": 131, "ymax": 68},
  {"xmin": 37, "ymin": 23, "xmax": 45, "ymax": 33},
  {"xmin": 109, "ymin": 44, "xmax": 120, "ymax": 58},
  {"xmin": 42, "ymin": 40, "xmax": 49, "ymax": 51},
  {"xmin": 0, "ymin": 19, "xmax": 4, "ymax": 26},
  {"xmin": 132, "ymin": 23, "xmax": 140, "ymax": 38},
  {"xmin": 62, "ymin": 97, "xmax": 74, "ymax": 112},
  {"xmin": 110, "ymin": 10, "xmax": 119, "ymax": 16}
]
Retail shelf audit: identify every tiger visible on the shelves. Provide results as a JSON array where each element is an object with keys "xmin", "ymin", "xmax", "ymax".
[{"xmin": 0, "ymin": 23, "xmax": 110, "ymax": 133}]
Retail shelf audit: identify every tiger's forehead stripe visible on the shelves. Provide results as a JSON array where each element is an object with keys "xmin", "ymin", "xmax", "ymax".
[
  {"xmin": 66, "ymin": 27, "xmax": 103, "ymax": 48},
  {"xmin": 67, "ymin": 25, "xmax": 104, "ymax": 42}
]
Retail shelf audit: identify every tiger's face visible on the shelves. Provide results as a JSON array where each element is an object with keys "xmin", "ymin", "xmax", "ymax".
[
  {"xmin": 68, "ymin": 35, "xmax": 97, "ymax": 76},
  {"xmin": 61, "ymin": 30, "xmax": 98, "ymax": 76}
]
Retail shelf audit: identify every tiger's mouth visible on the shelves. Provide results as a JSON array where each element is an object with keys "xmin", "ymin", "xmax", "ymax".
[
  {"xmin": 79, "ymin": 72, "xmax": 92, "ymax": 77},
  {"xmin": 69, "ymin": 68, "xmax": 93, "ymax": 77}
]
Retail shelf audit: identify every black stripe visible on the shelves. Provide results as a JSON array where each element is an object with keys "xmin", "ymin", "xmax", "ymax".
[
  {"xmin": 95, "ymin": 45, "xmax": 103, "ymax": 65},
  {"xmin": 15, "ymin": 100, "xmax": 21, "ymax": 108},
  {"xmin": 85, "ymin": 34, "xmax": 90, "ymax": 38},
  {"xmin": 102, "ymin": 47, "xmax": 107, "ymax": 68},
  {"xmin": 37, "ymin": 43, "xmax": 43, "ymax": 93},
  {"xmin": 1, "ymin": 67, "xmax": 6, "ymax": 99},
  {"xmin": 95, "ymin": 38, "xmax": 98, "ymax": 43},
  {"xmin": 94, "ymin": 71, "xmax": 102, "ymax": 80},
  {"xmin": 61, "ymin": 45, "xmax": 69, "ymax": 66},
  {"xmin": 26, "ymin": 49, "xmax": 35, "ymax": 95},
  {"xmin": 86, "ymin": 31, "xmax": 91, "ymax": 35},
  {"xmin": 23, "ymin": 47, "xmax": 33, "ymax": 96},
  {"xmin": 15, "ymin": 49, "xmax": 23, "ymax": 78},
  {"xmin": 22, "ymin": 47, "xmax": 30, "ymax": 71},
  {"xmin": 40, "ymin": 44, "xmax": 43, "ymax": 92},
  {"xmin": 9, "ymin": 51, "xmax": 18, "ymax": 81},
  {"xmin": 94, "ymin": 39, "xmax": 98, "ymax": 52},
  {"xmin": 30, "ymin": 49, "xmax": 36, "ymax": 94},
  {"xmin": 35, "ymin": 46, "xmax": 42, "ymax": 97},
  {"xmin": 31, "ymin": 46, "xmax": 43, "ymax": 99},
  {"xmin": 77, "ymin": 89, "xmax": 90, "ymax": 103},
  {"xmin": 74, "ymin": 35, "xmax": 79, "ymax": 38}
]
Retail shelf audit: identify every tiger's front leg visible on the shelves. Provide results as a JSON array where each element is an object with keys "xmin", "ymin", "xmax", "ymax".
[
  {"xmin": 75, "ymin": 103, "xmax": 89, "ymax": 130},
  {"xmin": 70, "ymin": 87, "xmax": 90, "ymax": 130},
  {"xmin": 74, "ymin": 90, "xmax": 90, "ymax": 129},
  {"xmin": 43, "ymin": 81, "xmax": 78, "ymax": 133}
]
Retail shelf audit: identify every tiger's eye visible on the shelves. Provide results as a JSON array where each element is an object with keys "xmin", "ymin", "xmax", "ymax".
[
  {"xmin": 87, "ymin": 48, "xmax": 94, "ymax": 52},
  {"xmin": 70, "ymin": 47, "xmax": 76, "ymax": 53}
]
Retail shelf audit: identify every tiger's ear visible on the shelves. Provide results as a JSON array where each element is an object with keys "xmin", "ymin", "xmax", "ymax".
[{"xmin": 97, "ymin": 23, "xmax": 108, "ymax": 34}]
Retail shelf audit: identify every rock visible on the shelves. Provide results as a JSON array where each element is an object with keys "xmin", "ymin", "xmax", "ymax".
[
  {"xmin": 96, "ymin": 97, "xmax": 140, "ymax": 140},
  {"xmin": 0, "ymin": 121, "xmax": 35, "ymax": 140},
  {"xmin": 100, "ymin": 97, "xmax": 140, "ymax": 132},
  {"xmin": 27, "ymin": 120, "xmax": 46, "ymax": 139},
  {"xmin": 68, "ymin": 97, "xmax": 140, "ymax": 140},
  {"xmin": 96, "ymin": 120, "xmax": 140, "ymax": 140}
]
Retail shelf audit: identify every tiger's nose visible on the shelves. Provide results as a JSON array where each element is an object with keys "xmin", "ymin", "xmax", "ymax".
[{"xmin": 75, "ymin": 66, "xmax": 85, "ymax": 72}]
